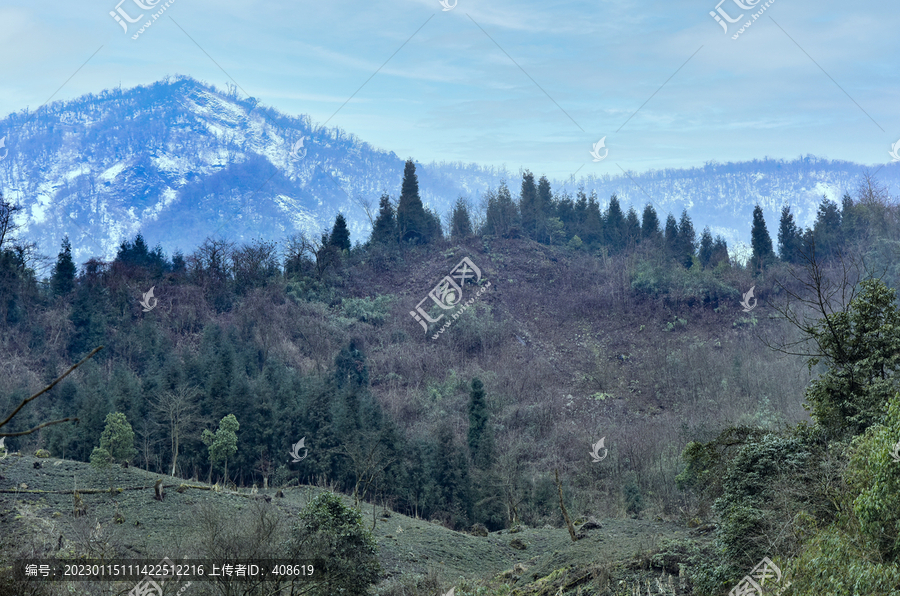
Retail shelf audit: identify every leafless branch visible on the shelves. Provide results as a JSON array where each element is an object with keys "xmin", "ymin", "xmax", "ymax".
[{"xmin": 0, "ymin": 346, "xmax": 103, "ymax": 437}]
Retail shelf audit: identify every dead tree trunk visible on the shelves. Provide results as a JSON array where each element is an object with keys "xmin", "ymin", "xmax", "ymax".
[{"xmin": 556, "ymin": 468, "xmax": 577, "ymax": 542}]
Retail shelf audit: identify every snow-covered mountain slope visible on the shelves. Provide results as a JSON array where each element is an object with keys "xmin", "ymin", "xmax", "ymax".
[{"xmin": 0, "ymin": 75, "xmax": 897, "ymax": 263}]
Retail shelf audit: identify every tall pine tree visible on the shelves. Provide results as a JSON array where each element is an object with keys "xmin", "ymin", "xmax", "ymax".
[
  {"xmin": 51, "ymin": 236, "xmax": 76, "ymax": 297},
  {"xmin": 777, "ymin": 206, "xmax": 802, "ymax": 263},
  {"xmin": 519, "ymin": 171, "xmax": 539, "ymax": 238},
  {"xmin": 371, "ymin": 193, "xmax": 397, "ymax": 245},
  {"xmin": 698, "ymin": 227, "xmax": 714, "ymax": 269},
  {"xmin": 484, "ymin": 183, "xmax": 520, "ymax": 238},
  {"xmin": 624, "ymin": 207, "xmax": 641, "ymax": 246},
  {"xmin": 750, "ymin": 205, "xmax": 775, "ymax": 271},
  {"xmin": 664, "ymin": 214, "xmax": 679, "ymax": 257},
  {"xmin": 641, "ymin": 204, "xmax": 662, "ymax": 243},
  {"xmin": 467, "ymin": 378, "xmax": 493, "ymax": 469},
  {"xmin": 676, "ymin": 210, "xmax": 696, "ymax": 268},
  {"xmin": 812, "ymin": 196, "xmax": 843, "ymax": 259},
  {"xmin": 450, "ymin": 198, "xmax": 473, "ymax": 241},
  {"xmin": 329, "ymin": 214, "xmax": 351, "ymax": 252},
  {"xmin": 535, "ymin": 176, "xmax": 553, "ymax": 241},
  {"xmin": 396, "ymin": 159, "xmax": 429, "ymax": 243},
  {"xmin": 604, "ymin": 195, "xmax": 625, "ymax": 251},
  {"xmin": 584, "ymin": 193, "xmax": 603, "ymax": 246},
  {"xmin": 711, "ymin": 235, "xmax": 729, "ymax": 268}
]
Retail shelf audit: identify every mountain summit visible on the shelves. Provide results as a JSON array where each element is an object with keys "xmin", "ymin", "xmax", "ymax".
[{"xmin": 0, "ymin": 75, "xmax": 896, "ymax": 262}]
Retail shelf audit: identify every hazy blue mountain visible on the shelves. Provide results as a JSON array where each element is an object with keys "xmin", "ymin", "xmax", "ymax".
[{"xmin": 1, "ymin": 75, "xmax": 897, "ymax": 263}]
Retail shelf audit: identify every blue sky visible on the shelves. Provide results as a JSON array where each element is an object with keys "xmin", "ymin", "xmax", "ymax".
[{"xmin": 1, "ymin": 0, "xmax": 898, "ymax": 180}]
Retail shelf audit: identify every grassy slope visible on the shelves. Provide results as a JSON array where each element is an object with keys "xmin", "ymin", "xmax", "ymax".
[{"xmin": 0, "ymin": 453, "xmax": 710, "ymax": 595}]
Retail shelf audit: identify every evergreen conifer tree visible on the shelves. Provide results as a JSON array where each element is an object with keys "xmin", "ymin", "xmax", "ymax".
[
  {"xmin": 51, "ymin": 236, "xmax": 76, "ymax": 297},
  {"xmin": 396, "ymin": 159, "xmax": 428, "ymax": 243},
  {"xmin": 664, "ymin": 214, "xmax": 679, "ymax": 257},
  {"xmin": 676, "ymin": 210, "xmax": 696, "ymax": 268},
  {"xmin": 519, "ymin": 171, "xmax": 538, "ymax": 238},
  {"xmin": 698, "ymin": 227, "xmax": 714, "ymax": 269},
  {"xmin": 777, "ymin": 206, "xmax": 802, "ymax": 263},
  {"xmin": 750, "ymin": 205, "xmax": 775, "ymax": 271},
  {"xmin": 554, "ymin": 193, "xmax": 576, "ymax": 240},
  {"xmin": 423, "ymin": 207, "xmax": 443, "ymax": 242},
  {"xmin": 450, "ymin": 198, "xmax": 473, "ymax": 241},
  {"xmin": 573, "ymin": 190, "xmax": 588, "ymax": 241},
  {"xmin": 840, "ymin": 193, "xmax": 863, "ymax": 246},
  {"xmin": 536, "ymin": 176, "xmax": 553, "ymax": 241},
  {"xmin": 171, "ymin": 251, "xmax": 186, "ymax": 274},
  {"xmin": 604, "ymin": 194, "xmax": 625, "ymax": 251},
  {"xmin": 115, "ymin": 233, "xmax": 152, "ymax": 270},
  {"xmin": 624, "ymin": 207, "xmax": 641, "ymax": 246},
  {"xmin": 328, "ymin": 214, "xmax": 351, "ymax": 252},
  {"xmin": 641, "ymin": 204, "xmax": 662, "ymax": 242},
  {"xmin": 812, "ymin": 196, "xmax": 843, "ymax": 259},
  {"xmin": 484, "ymin": 183, "xmax": 520, "ymax": 238},
  {"xmin": 371, "ymin": 193, "xmax": 397, "ymax": 245},
  {"xmin": 467, "ymin": 378, "xmax": 493, "ymax": 468},
  {"xmin": 584, "ymin": 193, "xmax": 603, "ymax": 245},
  {"xmin": 430, "ymin": 423, "xmax": 472, "ymax": 528},
  {"xmin": 333, "ymin": 341, "xmax": 368, "ymax": 447},
  {"xmin": 711, "ymin": 235, "xmax": 729, "ymax": 268}
]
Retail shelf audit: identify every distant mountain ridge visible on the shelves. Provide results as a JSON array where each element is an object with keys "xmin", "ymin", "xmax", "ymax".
[{"xmin": 1, "ymin": 75, "xmax": 897, "ymax": 263}]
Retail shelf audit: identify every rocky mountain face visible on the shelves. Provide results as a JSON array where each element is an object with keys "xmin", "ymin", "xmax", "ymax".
[{"xmin": 0, "ymin": 75, "xmax": 897, "ymax": 263}]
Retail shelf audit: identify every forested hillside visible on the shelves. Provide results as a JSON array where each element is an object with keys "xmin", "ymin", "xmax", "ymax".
[
  {"xmin": 3, "ymin": 76, "xmax": 898, "ymax": 266},
  {"xmin": 2, "ymin": 162, "xmax": 900, "ymax": 595}
]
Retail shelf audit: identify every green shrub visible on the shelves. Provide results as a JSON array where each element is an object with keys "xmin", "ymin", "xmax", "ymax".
[
  {"xmin": 848, "ymin": 393, "xmax": 900, "ymax": 559},
  {"xmin": 282, "ymin": 492, "xmax": 381, "ymax": 596},
  {"xmin": 785, "ymin": 525, "xmax": 900, "ymax": 595},
  {"xmin": 99, "ymin": 412, "xmax": 136, "ymax": 464},
  {"xmin": 89, "ymin": 447, "xmax": 113, "ymax": 470},
  {"xmin": 341, "ymin": 295, "xmax": 395, "ymax": 325},
  {"xmin": 623, "ymin": 472, "xmax": 644, "ymax": 516},
  {"xmin": 446, "ymin": 304, "xmax": 507, "ymax": 355}
]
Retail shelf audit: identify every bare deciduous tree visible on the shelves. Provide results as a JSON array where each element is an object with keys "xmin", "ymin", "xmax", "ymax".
[
  {"xmin": 0, "ymin": 191, "xmax": 22, "ymax": 252},
  {"xmin": 352, "ymin": 194, "xmax": 376, "ymax": 228},
  {"xmin": 232, "ymin": 238, "xmax": 280, "ymax": 292},
  {"xmin": 153, "ymin": 385, "xmax": 201, "ymax": 477},
  {"xmin": 284, "ymin": 232, "xmax": 336, "ymax": 279},
  {"xmin": 340, "ymin": 432, "xmax": 396, "ymax": 509}
]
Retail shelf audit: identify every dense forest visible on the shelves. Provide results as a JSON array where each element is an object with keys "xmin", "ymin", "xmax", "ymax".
[{"xmin": 2, "ymin": 160, "xmax": 900, "ymax": 594}]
